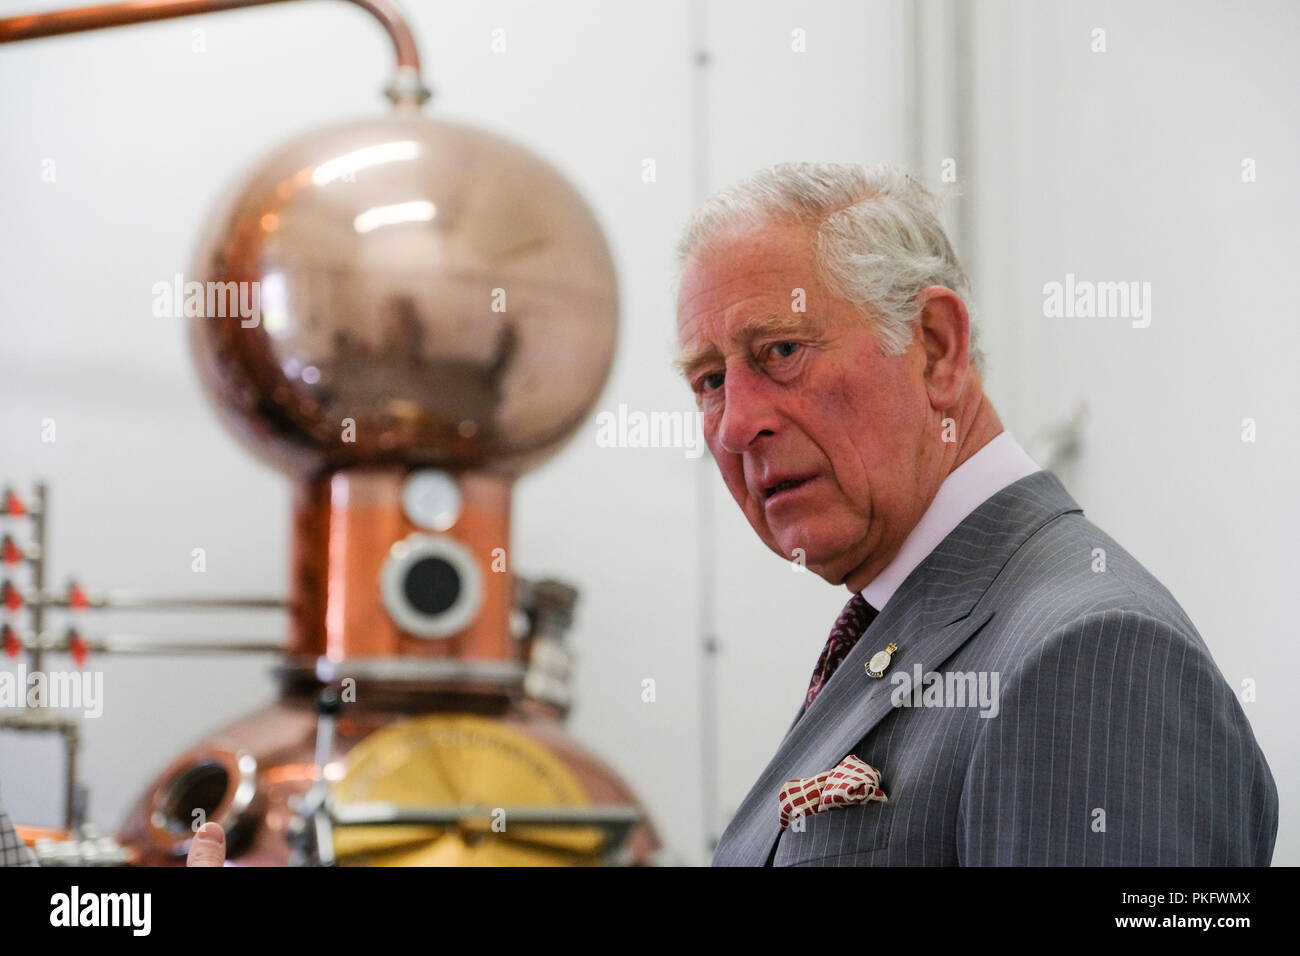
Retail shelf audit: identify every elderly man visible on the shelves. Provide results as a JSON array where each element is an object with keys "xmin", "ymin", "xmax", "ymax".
[
  {"xmin": 177, "ymin": 162, "xmax": 1276, "ymax": 870},
  {"xmin": 674, "ymin": 162, "xmax": 1277, "ymax": 866}
]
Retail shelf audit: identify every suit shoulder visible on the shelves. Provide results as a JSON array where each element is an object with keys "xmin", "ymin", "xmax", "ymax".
[{"xmin": 989, "ymin": 510, "xmax": 1203, "ymax": 653}]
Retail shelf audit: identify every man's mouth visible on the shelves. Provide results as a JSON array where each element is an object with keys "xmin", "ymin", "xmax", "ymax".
[{"xmin": 763, "ymin": 474, "xmax": 818, "ymax": 505}]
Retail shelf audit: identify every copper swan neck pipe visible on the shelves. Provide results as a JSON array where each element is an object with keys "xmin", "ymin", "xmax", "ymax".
[{"xmin": 0, "ymin": 0, "xmax": 431, "ymax": 106}]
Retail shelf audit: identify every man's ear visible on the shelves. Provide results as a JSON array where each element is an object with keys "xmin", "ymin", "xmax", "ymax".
[{"xmin": 916, "ymin": 286, "xmax": 970, "ymax": 410}]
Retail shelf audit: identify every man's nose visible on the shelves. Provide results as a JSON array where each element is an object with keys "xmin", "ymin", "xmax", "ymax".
[{"xmin": 715, "ymin": 368, "xmax": 779, "ymax": 455}]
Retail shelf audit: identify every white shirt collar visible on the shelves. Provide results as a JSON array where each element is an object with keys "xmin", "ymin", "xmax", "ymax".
[{"xmin": 860, "ymin": 431, "xmax": 1040, "ymax": 611}]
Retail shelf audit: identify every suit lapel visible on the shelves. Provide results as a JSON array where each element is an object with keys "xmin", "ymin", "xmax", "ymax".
[
  {"xmin": 712, "ymin": 469, "xmax": 1083, "ymax": 866},
  {"xmin": 717, "ymin": 601, "xmax": 995, "ymax": 866}
]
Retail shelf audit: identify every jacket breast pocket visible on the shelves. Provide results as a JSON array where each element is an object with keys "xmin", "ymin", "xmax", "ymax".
[{"xmin": 771, "ymin": 798, "xmax": 894, "ymax": 866}]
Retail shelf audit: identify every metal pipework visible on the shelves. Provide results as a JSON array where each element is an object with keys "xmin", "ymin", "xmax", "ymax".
[
  {"xmin": 0, "ymin": 0, "xmax": 432, "ymax": 107},
  {"xmin": 3, "ymin": 628, "xmax": 284, "ymax": 656},
  {"xmin": 34, "ymin": 591, "xmax": 289, "ymax": 612},
  {"xmin": 0, "ymin": 709, "xmax": 81, "ymax": 829}
]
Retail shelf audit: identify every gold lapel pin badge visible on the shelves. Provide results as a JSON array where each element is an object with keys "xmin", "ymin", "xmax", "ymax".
[{"xmin": 864, "ymin": 642, "xmax": 899, "ymax": 679}]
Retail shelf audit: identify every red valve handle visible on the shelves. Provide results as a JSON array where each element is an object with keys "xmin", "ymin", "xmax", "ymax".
[
  {"xmin": 67, "ymin": 581, "xmax": 89, "ymax": 610},
  {"xmin": 68, "ymin": 629, "xmax": 87, "ymax": 668},
  {"xmin": 1, "ymin": 580, "xmax": 22, "ymax": 612},
  {"xmin": 1, "ymin": 624, "xmax": 19, "ymax": 658}
]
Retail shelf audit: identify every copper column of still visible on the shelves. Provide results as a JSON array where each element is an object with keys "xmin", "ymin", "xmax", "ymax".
[{"xmin": 0, "ymin": 0, "xmax": 657, "ymax": 865}]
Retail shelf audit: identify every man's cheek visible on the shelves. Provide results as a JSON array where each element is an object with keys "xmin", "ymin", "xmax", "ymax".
[
  {"xmin": 710, "ymin": 448, "xmax": 742, "ymax": 491},
  {"xmin": 727, "ymin": 477, "xmax": 752, "ymax": 512}
]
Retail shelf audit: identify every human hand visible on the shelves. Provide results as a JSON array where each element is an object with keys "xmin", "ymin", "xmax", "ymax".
[{"xmin": 186, "ymin": 821, "xmax": 226, "ymax": 866}]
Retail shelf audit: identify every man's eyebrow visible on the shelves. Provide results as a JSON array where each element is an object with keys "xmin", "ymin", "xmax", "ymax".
[
  {"xmin": 672, "ymin": 344, "xmax": 717, "ymax": 380},
  {"xmin": 672, "ymin": 312, "xmax": 827, "ymax": 380}
]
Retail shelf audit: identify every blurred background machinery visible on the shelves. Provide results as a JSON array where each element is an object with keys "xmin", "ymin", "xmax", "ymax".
[{"xmin": 0, "ymin": 0, "xmax": 658, "ymax": 866}]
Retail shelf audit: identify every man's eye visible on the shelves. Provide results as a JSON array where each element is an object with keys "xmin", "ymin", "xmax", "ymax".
[
  {"xmin": 770, "ymin": 342, "xmax": 801, "ymax": 359},
  {"xmin": 700, "ymin": 372, "xmax": 725, "ymax": 392}
]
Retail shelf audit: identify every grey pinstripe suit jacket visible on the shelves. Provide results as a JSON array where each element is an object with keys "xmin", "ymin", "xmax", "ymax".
[{"xmin": 711, "ymin": 469, "xmax": 1278, "ymax": 866}]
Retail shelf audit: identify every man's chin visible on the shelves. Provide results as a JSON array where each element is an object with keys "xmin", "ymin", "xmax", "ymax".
[
  {"xmin": 773, "ymin": 536, "xmax": 834, "ymax": 576},
  {"xmin": 771, "ymin": 533, "xmax": 866, "ymax": 584}
]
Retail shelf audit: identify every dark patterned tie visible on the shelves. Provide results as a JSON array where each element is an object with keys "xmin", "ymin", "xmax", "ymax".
[{"xmin": 804, "ymin": 592, "xmax": 879, "ymax": 709}]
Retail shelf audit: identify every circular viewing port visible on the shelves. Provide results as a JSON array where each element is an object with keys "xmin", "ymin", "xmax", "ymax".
[{"xmin": 158, "ymin": 761, "xmax": 229, "ymax": 836}]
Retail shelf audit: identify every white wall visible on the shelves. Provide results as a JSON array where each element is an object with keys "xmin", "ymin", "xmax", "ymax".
[
  {"xmin": 966, "ymin": 0, "xmax": 1300, "ymax": 866},
  {"xmin": 1, "ymin": 0, "xmax": 1294, "ymax": 867}
]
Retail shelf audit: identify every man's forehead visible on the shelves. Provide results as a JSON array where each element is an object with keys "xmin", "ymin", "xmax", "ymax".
[
  {"xmin": 676, "ymin": 219, "xmax": 817, "ymax": 304},
  {"xmin": 676, "ymin": 268, "xmax": 821, "ymax": 338},
  {"xmin": 676, "ymin": 266, "xmax": 829, "ymax": 339},
  {"xmin": 672, "ymin": 219, "xmax": 830, "ymax": 363}
]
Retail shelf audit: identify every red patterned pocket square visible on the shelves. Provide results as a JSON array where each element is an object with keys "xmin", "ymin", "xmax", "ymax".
[{"xmin": 778, "ymin": 755, "xmax": 887, "ymax": 830}]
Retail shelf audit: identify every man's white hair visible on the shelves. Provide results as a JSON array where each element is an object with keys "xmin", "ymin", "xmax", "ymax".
[{"xmin": 675, "ymin": 162, "xmax": 985, "ymax": 377}]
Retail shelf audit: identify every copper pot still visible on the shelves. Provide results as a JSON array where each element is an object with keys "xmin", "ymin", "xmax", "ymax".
[{"xmin": 115, "ymin": 108, "xmax": 659, "ymax": 865}]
